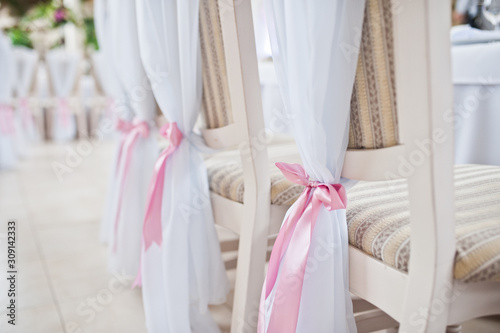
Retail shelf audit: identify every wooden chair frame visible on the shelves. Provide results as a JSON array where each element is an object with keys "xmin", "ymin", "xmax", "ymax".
[
  {"xmin": 200, "ymin": 1, "xmax": 272, "ymax": 331},
  {"xmin": 347, "ymin": 1, "xmax": 500, "ymax": 332},
  {"xmin": 202, "ymin": 0, "xmax": 500, "ymax": 332}
]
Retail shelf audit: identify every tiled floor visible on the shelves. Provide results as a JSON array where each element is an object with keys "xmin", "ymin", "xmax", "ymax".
[
  {"xmin": 0, "ymin": 141, "xmax": 147, "ymax": 333},
  {"xmin": 0, "ymin": 141, "xmax": 499, "ymax": 333}
]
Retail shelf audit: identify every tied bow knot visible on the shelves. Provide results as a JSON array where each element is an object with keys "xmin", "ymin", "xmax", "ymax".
[
  {"xmin": 133, "ymin": 122, "xmax": 183, "ymax": 287},
  {"xmin": 160, "ymin": 121, "xmax": 183, "ymax": 146},
  {"xmin": 259, "ymin": 162, "xmax": 346, "ymax": 333},
  {"xmin": 307, "ymin": 180, "xmax": 320, "ymax": 188},
  {"xmin": 130, "ymin": 119, "xmax": 150, "ymax": 138}
]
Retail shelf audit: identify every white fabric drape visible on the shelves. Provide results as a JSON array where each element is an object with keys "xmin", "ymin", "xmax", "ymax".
[
  {"xmin": 93, "ymin": 0, "xmax": 123, "ymax": 102},
  {"xmin": 252, "ymin": 0, "xmax": 273, "ymax": 60},
  {"xmin": 0, "ymin": 33, "xmax": 18, "ymax": 169},
  {"xmin": 261, "ymin": 1, "xmax": 365, "ymax": 332},
  {"xmin": 104, "ymin": 0, "xmax": 159, "ymax": 276},
  {"xmin": 45, "ymin": 49, "xmax": 80, "ymax": 141},
  {"xmin": 92, "ymin": 51, "xmax": 122, "ymax": 101},
  {"xmin": 94, "ymin": 0, "xmax": 125, "ymax": 245},
  {"xmin": 13, "ymin": 46, "xmax": 39, "ymax": 151},
  {"xmin": 135, "ymin": 1, "xmax": 229, "ymax": 331}
]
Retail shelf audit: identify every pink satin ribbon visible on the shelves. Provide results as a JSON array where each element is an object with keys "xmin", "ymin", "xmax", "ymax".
[
  {"xmin": 19, "ymin": 98, "xmax": 34, "ymax": 130},
  {"xmin": 258, "ymin": 163, "xmax": 347, "ymax": 333},
  {"xmin": 132, "ymin": 122, "xmax": 183, "ymax": 287},
  {"xmin": 112, "ymin": 119, "xmax": 150, "ymax": 253},
  {"xmin": 58, "ymin": 98, "xmax": 70, "ymax": 128},
  {"xmin": 0, "ymin": 105, "xmax": 16, "ymax": 135}
]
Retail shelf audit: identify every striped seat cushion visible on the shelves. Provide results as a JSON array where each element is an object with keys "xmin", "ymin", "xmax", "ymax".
[
  {"xmin": 205, "ymin": 157, "xmax": 303, "ymax": 206},
  {"xmin": 347, "ymin": 164, "xmax": 500, "ymax": 283}
]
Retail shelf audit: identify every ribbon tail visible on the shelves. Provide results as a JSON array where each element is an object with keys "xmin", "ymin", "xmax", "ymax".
[
  {"xmin": 266, "ymin": 191, "xmax": 324, "ymax": 333},
  {"xmin": 133, "ymin": 144, "xmax": 178, "ymax": 287},
  {"xmin": 112, "ymin": 131, "xmax": 140, "ymax": 253},
  {"xmin": 265, "ymin": 189, "xmax": 310, "ymax": 298}
]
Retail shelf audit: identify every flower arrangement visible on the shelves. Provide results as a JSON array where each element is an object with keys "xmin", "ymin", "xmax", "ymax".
[
  {"xmin": 4, "ymin": 0, "xmax": 97, "ymax": 52},
  {"xmin": 4, "ymin": 0, "xmax": 79, "ymax": 50},
  {"xmin": 20, "ymin": 1, "xmax": 78, "ymax": 30}
]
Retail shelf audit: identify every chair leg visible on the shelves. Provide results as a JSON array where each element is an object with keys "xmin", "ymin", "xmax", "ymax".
[
  {"xmin": 230, "ymin": 217, "xmax": 269, "ymax": 333},
  {"xmin": 446, "ymin": 324, "xmax": 462, "ymax": 333}
]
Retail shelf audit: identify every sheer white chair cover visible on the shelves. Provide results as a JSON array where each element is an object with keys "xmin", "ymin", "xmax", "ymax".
[
  {"xmin": 92, "ymin": 0, "xmax": 124, "ymax": 108},
  {"xmin": 94, "ymin": 0, "xmax": 128, "ymax": 245},
  {"xmin": 252, "ymin": 0, "xmax": 272, "ymax": 60},
  {"xmin": 104, "ymin": 0, "xmax": 159, "ymax": 276},
  {"xmin": 45, "ymin": 49, "xmax": 80, "ymax": 142},
  {"xmin": 13, "ymin": 46, "xmax": 39, "ymax": 152},
  {"xmin": 0, "ymin": 33, "xmax": 18, "ymax": 169},
  {"xmin": 259, "ymin": 1, "xmax": 365, "ymax": 332},
  {"xmin": 135, "ymin": 1, "xmax": 229, "ymax": 331},
  {"xmin": 92, "ymin": 52, "xmax": 122, "ymax": 102}
]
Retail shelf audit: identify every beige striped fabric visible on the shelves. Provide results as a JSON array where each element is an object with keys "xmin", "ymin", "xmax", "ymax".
[
  {"xmin": 199, "ymin": 0, "xmax": 234, "ymax": 129},
  {"xmin": 347, "ymin": 164, "xmax": 500, "ymax": 283},
  {"xmin": 348, "ymin": 0, "xmax": 399, "ymax": 149},
  {"xmin": 198, "ymin": 0, "xmax": 399, "ymax": 144},
  {"xmin": 205, "ymin": 157, "xmax": 303, "ymax": 206}
]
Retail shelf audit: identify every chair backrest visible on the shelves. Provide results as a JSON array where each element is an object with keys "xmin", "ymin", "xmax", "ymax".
[
  {"xmin": 199, "ymin": 0, "xmax": 234, "ymax": 130},
  {"xmin": 342, "ymin": 0, "xmax": 405, "ymax": 181},
  {"xmin": 199, "ymin": 0, "xmax": 270, "ymax": 206},
  {"xmin": 351, "ymin": 0, "xmax": 456, "ymax": 328},
  {"xmin": 199, "ymin": 3, "xmax": 272, "ymax": 327},
  {"xmin": 199, "ymin": 0, "xmax": 404, "ymax": 182},
  {"xmin": 348, "ymin": 0, "xmax": 399, "ymax": 150},
  {"xmin": 199, "ymin": 0, "xmax": 265, "ymax": 151}
]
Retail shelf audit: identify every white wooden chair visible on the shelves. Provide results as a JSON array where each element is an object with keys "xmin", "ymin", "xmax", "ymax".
[
  {"xmin": 344, "ymin": 0, "xmax": 500, "ymax": 332},
  {"xmin": 198, "ymin": 0, "xmax": 406, "ymax": 331},
  {"xmin": 201, "ymin": 0, "xmax": 500, "ymax": 332},
  {"xmin": 44, "ymin": 50, "xmax": 84, "ymax": 141},
  {"xmin": 199, "ymin": 0, "xmax": 319, "ymax": 331}
]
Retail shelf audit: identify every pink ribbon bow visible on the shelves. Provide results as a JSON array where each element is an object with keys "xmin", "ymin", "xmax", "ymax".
[
  {"xmin": 58, "ymin": 98, "xmax": 72, "ymax": 129},
  {"xmin": 133, "ymin": 122, "xmax": 183, "ymax": 287},
  {"xmin": 112, "ymin": 119, "xmax": 150, "ymax": 253},
  {"xmin": 258, "ymin": 162, "xmax": 347, "ymax": 333},
  {"xmin": 0, "ymin": 105, "xmax": 16, "ymax": 135}
]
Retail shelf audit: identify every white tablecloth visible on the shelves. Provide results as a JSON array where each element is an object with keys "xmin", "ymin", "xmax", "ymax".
[{"xmin": 452, "ymin": 26, "xmax": 500, "ymax": 166}]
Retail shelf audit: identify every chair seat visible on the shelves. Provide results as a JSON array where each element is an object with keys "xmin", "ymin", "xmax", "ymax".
[
  {"xmin": 206, "ymin": 154, "xmax": 303, "ymax": 206},
  {"xmin": 207, "ymin": 158, "xmax": 500, "ymax": 283},
  {"xmin": 347, "ymin": 164, "xmax": 500, "ymax": 283}
]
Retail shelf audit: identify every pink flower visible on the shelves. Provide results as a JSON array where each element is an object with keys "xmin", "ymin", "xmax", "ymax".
[{"xmin": 54, "ymin": 8, "xmax": 66, "ymax": 22}]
